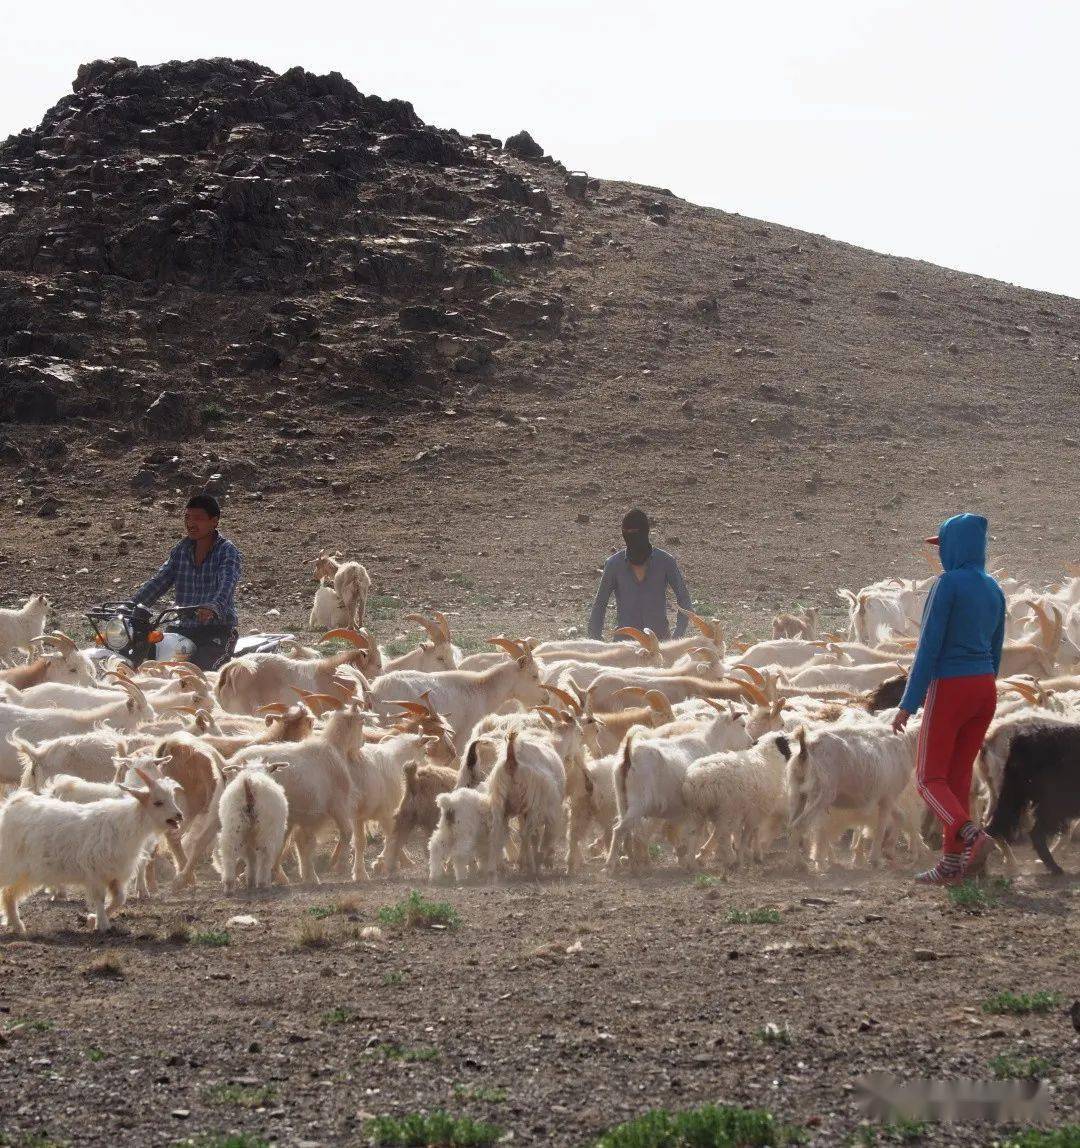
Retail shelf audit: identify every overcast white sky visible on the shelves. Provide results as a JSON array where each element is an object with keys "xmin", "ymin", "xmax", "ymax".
[{"xmin": 3, "ymin": 1, "xmax": 1076, "ymax": 299}]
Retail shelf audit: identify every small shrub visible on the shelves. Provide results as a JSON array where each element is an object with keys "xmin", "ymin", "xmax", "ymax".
[
  {"xmin": 693, "ymin": 874, "xmax": 717, "ymax": 888},
  {"xmin": 295, "ymin": 917, "xmax": 333, "ymax": 949},
  {"xmin": 728, "ymin": 908, "xmax": 781, "ymax": 925},
  {"xmin": 990, "ymin": 1053, "xmax": 1053, "ymax": 1079},
  {"xmin": 192, "ymin": 929, "xmax": 230, "ymax": 947},
  {"xmin": 366, "ymin": 1112, "xmax": 501, "ymax": 1146},
  {"xmin": 377, "ymin": 890, "xmax": 460, "ymax": 930},
  {"xmin": 382, "ymin": 971, "xmax": 407, "ymax": 987},
  {"xmin": 165, "ymin": 920, "xmax": 191, "ymax": 944},
  {"xmin": 204, "ymin": 1082, "xmax": 276, "ymax": 1109},
  {"xmin": 200, "ymin": 404, "xmax": 226, "ymax": 424},
  {"xmin": 307, "ymin": 904, "xmax": 336, "ymax": 920},
  {"xmin": 81, "ymin": 953, "xmax": 124, "ymax": 979},
  {"xmin": 85, "ymin": 1047, "xmax": 106, "ymax": 1063},
  {"xmin": 757, "ymin": 1023, "xmax": 791, "ymax": 1046},
  {"xmin": 982, "ymin": 990, "xmax": 1062, "ymax": 1016},
  {"xmin": 594, "ymin": 1103, "xmax": 803, "ymax": 1147}
]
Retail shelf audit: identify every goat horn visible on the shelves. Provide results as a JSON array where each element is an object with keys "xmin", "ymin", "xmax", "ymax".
[
  {"xmin": 643, "ymin": 690, "xmax": 674, "ymax": 718},
  {"xmin": 256, "ymin": 702, "xmax": 290, "ymax": 715},
  {"xmin": 297, "ymin": 693, "xmax": 345, "ymax": 715},
  {"xmin": 535, "ymin": 705, "xmax": 564, "ymax": 721},
  {"xmin": 543, "ymin": 684, "xmax": 579, "ymax": 711},
  {"xmin": 735, "ymin": 679, "xmax": 769, "ymax": 706},
  {"xmin": 1003, "ymin": 680, "xmax": 1039, "ymax": 705},
  {"xmin": 609, "ymin": 686, "xmax": 650, "ymax": 705},
  {"xmin": 488, "ymin": 636, "xmax": 526, "ymax": 657},
  {"xmin": 389, "ymin": 700, "xmax": 436, "ymax": 716},
  {"xmin": 613, "ymin": 626, "xmax": 650, "ymax": 647},
  {"xmin": 432, "ymin": 610, "xmax": 451, "ymax": 641},
  {"xmin": 732, "ymin": 663, "xmax": 767, "ymax": 687},
  {"xmin": 322, "ymin": 628, "xmax": 370, "ymax": 649},
  {"xmin": 404, "ymin": 613, "xmax": 442, "ymax": 640}
]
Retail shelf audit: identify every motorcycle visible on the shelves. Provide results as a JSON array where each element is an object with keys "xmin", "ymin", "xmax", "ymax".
[{"xmin": 85, "ymin": 600, "xmax": 293, "ymax": 669}]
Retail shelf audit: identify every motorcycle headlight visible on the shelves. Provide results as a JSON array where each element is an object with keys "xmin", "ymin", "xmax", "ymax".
[
  {"xmin": 154, "ymin": 632, "xmax": 197, "ymax": 661},
  {"xmin": 104, "ymin": 617, "xmax": 131, "ymax": 652}
]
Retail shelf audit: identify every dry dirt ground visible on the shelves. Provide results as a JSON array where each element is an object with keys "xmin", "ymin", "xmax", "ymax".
[{"xmin": 0, "ymin": 844, "xmax": 1076, "ymax": 1147}]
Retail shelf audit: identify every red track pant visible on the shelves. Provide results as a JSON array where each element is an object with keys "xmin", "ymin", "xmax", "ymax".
[{"xmin": 915, "ymin": 674, "xmax": 997, "ymax": 854}]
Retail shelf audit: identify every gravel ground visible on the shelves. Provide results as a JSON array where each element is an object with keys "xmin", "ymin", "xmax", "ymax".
[{"xmin": 0, "ymin": 847, "xmax": 1076, "ymax": 1147}]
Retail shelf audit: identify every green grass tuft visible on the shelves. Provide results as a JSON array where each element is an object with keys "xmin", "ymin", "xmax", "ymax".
[
  {"xmin": 191, "ymin": 929, "xmax": 230, "ymax": 947},
  {"xmin": 365, "ymin": 1111, "xmax": 501, "ymax": 1146},
  {"xmin": 982, "ymin": 990, "xmax": 1062, "ymax": 1015},
  {"xmin": 203, "ymin": 1082, "xmax": 276, "ymax": 1109},
  {"xmin": 453, "ymin": 1084, "xmax": 508, "ymax": 1104},
  {"xmin": 84, "ymin": 1047, "xmax": 106, "ymax": 1063},
  {"xmin": 594, "ymin": 1103, "xmax": 804, "ymax": 1147},
  {"xmin": 947, "ymin": 876, "xmax": 1012, "ymax": 911},
  {"xmin": 728, "ymin": 907, "xmax": 781, "ymax": 925},
  {"xmin": 322, "ymin": 1006, "xmax": 357, "ymax": 1026},
  {"xmin": 693, "ymin": 874, "xmax": 717, "ymax": 888},
  {"xmin": 756, "ymin": 1023, "xmax": 791, "ymax": 1046},
  {"xmin": 999, "ymin": 1129, "xmax": 1080, "ymax": 1148},
  {"xmin": 990, "ymin": 1053, "xmax": 1053, "ymax": 1079},
  {"xmin": 377, "ymin": 889, "xmax": 461, "ymax": 930}
]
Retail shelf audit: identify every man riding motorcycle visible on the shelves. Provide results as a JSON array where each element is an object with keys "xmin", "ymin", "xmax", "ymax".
[{"xmin": 128, "ymin": 493, "xmax": 242, "ymax": 670}]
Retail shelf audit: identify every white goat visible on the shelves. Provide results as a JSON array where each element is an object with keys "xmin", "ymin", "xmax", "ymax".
[
  {"xmin": 0, "ymin": 595, "xmax": 49, "ymax": 662},
  {"xmin": 606, "ymin": 707, "xmax": 751, "ymax": 871},
  {"xmin": 0, "ymin": 678, "xmax": 151, "ymax": 783},
  {"xmin": 786, "ymin": 721, "xmax": 920, "ymax": 869},
  {"xmin": 230, "ymin": 703, "xmax": 371, "ymax": 883},
  {"xmin": 314, "ymin": 552, "xmax": 372, "ymax": 628},
  {"xmin": 214, "ymin": 764, "xmax": 289, "ymax": 892},
  {"xmin": 682, "ymin": 732, "xmax": 795, "ymax": 872},
  {"xmin": 0, "ymin": 767, "xmax": 182, "ymax": 933},
  {"xmin": 369, "ymin": 638, "xmax": 546, "ymax": 743}
]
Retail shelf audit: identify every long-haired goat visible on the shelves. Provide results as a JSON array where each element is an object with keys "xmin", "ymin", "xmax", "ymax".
[{"xmin": 0, "ymin": 767, "xmax": 182, "ymax": 934}]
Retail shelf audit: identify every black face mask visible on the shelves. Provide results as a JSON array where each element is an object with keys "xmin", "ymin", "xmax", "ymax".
[{"xmin": 623, "ymin": 529, "xmax": 652, "ymax": 565}]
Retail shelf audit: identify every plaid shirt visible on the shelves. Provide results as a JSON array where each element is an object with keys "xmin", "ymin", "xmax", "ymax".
[{"xmin": 132, "ymin": 532, "xmax": 241, "ymax": 627}]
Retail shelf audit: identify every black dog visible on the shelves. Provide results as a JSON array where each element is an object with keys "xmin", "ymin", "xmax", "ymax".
[{"xmin": 987, "ymin": 723, "xmax": 1080, "ymax": 875}]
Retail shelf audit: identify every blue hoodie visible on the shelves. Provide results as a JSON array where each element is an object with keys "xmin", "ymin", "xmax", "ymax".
[{"xmin": 899, "ymin": 513, "xmax": 1006, "ymax": 715}]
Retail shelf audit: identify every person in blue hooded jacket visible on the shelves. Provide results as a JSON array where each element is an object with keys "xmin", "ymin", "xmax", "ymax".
[{"xmin": 891, "ymin": 514, "xmax": 1006, "ymax": 885}]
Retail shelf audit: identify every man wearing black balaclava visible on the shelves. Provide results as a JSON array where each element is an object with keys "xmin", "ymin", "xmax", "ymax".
[{"xmin": 587, "ymin": 509, "xmax": 694, "ymax": 640}]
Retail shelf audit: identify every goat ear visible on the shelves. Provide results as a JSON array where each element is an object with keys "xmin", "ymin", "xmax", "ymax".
[
  {"xmin": 264, "ymin": 713, "xmax": 276, "ymax": 726},
  {"xmin": 266, "ymin": 762, "xmax": 289, "ymax": 774}
]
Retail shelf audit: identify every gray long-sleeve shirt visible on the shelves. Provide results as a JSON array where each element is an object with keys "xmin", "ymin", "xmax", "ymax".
[{"xmin": 587, "ymin": 547, "xmax": 692, "ymax": 640}]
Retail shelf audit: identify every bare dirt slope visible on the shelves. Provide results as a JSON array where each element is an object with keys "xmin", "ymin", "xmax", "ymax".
[{"xmin": 2, "ymin": 59, "xmax": 1080, "ymax": 647}]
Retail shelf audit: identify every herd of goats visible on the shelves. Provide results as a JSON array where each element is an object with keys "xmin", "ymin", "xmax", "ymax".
[{"xmin": 0, "ymin": 550, "xmax": 1077, "ymax": 935}]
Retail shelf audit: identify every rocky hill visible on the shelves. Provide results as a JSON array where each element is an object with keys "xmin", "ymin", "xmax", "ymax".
[{"xmin": 2, "ymin": 57, "xmax": 1079, "ymax": 646}]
